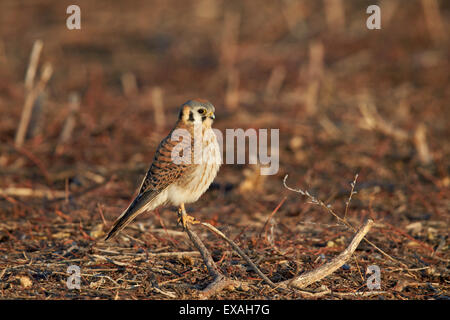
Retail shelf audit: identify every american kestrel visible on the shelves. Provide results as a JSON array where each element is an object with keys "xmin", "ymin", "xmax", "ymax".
[{"xmin": 105, "ymin": 99, "xmax": 221, "ymax": 240}]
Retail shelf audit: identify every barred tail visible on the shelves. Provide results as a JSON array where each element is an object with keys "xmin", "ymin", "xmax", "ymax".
[{"xmin": 104, "ymin": 192, "xmax": 154, "ymax": 240}]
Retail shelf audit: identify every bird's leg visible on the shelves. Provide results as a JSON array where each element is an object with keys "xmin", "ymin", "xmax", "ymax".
[{"xmin": 177, "ymin": 203, "xmax": 199, "ymax": 230}]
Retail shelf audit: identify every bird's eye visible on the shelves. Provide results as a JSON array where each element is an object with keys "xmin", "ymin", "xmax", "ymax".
[{"xmin": 198, "ymin": 109, "xmax": 205, "ymax": 114}]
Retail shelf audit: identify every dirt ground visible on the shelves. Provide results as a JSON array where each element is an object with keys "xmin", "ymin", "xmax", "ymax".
[{"xmin": 0, "ymin": 0, "xmax": 448, "ymax": 300}]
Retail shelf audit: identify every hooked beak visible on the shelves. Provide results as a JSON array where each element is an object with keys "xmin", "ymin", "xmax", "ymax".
[{"xmin": 208, "ymin": 111, "xmax": 215, "ymax": 120}]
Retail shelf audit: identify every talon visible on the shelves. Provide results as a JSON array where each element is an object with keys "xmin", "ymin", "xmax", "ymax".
[
  {"xmin": 177, "ymin": 206, "xmax": 199, "ymax": 230},
  {"xmin": 185, "ymin": 214, "xmax": 200, "ymax": 226}
]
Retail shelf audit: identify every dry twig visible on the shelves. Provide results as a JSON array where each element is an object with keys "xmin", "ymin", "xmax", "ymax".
[
  {"xmin": 283, "ymin": 174, "xmax": 406, "ymax": 268},
  {"xmin": 0, "ymin": 187, "xmax": 65, "ymax": 199},
  {"xmin": 199, "ymin": 222, "xmax": 277, "ymax": 289},
  {"xmin": 151, "ymin": 87, "xmax": 166, "ymax": 131},
  {"xmin": 279, "ymin": 219, "xmax": 373, "ymax": 289},
  {"xmin": 15, "ymin": 40, "xmax": 53, "ymax": 147},
  {"xmin": 184, "ymin": 225, "xmax": 237, "ymax": 299}
]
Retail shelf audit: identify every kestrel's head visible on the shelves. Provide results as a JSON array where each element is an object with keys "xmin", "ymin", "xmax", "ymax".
[{"xmin": 178, "ymin": 99, "xmax": 216, "ymax": 127}]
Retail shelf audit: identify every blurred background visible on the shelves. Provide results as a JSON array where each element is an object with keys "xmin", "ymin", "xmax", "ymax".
[{"xmin": 0, "ymin": 0, "xmax": 448, "ymax": 299}]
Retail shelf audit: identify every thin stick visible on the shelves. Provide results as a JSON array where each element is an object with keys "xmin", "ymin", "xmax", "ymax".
[
  {"xmin": 414, "ymin": 123, "xmax": 433, "ymax": 165},
  {"xmin": 97, "ymin": 203, "xmax": 108, "ymax": 226},
  {"xmin": 15, "ymin": 62, "xmax": 53, "ymax": 147},
  {"xmin": 264, "ymin": 65, "xmax": 286, "ymax": 101},
  {"xmin": 0, "ymin": 187, "xmax": 66, "ymax": 199},
  {"xmin": 308, "ymin": 41, "xmax": 324, "ymax": 80},
  {"xmin": 26, "ymin": 92, "xmax": 46, "ymax": 140},
  {"xmin": 324, "ymin": 0, "xmax": 345, "ymax": 33},
  {"xmin": 24, "ymin": 40, "xmax": 43, "ymax": 91},
  {"xmin": 380, "ymin": 0, "xmax": 399, "ymax": 27},
  {"xmin": 283, "ymin": 174, "xmax": 406, "ymax": 267},
  {"xmin": 421, "ymin": 0, "xmax": 447, "ymax": 44},
  {"xmin": 184, "ymin": 225, "xmax": 236, "ymax": 299},
  {"xmin": 259, "ymin": 196, "xmax": 287, "ymax": 238},
  {"xmin": 148, "ymin": 251, "xmax": 200, "ymax": 258},
  {"xmin": 344, "ymin": 173, "xmax": 358, "ymax": 219},
  {"xmin": 185, "ymin": 226, "xmax": 219, "ymax": 277},
  {"xmin": 280, "ymin": 219, "xmax": 373, "ymax": 289},
  {"xmin": 57, "ymin": 92, "xmax": 80, "ymax": 150},
  {"xmin": 151, "ymin": 87, "xmax": 165, "ymax": 131},
  {"xmin": 200, "ymin": 222, "xmax": 277, "ymax": 288},
  {"xmin": 353, "ymin": 255, "xmax": 365, "ymax": 283},
  {"xmin": 358, "ymin": 101, "xmax": 409, "ymax": 141},
  {"xmin": 280, "ymin": 0, "xmax": 307, "ymax": 38},
  {"xmin": 151, "ymin": 286, "xmax": 177, "ymax": 298},
  {"xmin": 333, "ymin": 290, "xmax": 387, "ymax": 297},
  {"xmin": 121, "ymin": 72, "xmax": 138, "ymax": 97},
  {"xmin": 305, "ymin": 80, "xmax": 320, "ymax": 115}
]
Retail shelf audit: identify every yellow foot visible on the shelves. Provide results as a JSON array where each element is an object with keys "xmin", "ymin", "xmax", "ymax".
[{"xmin": 177, "ymin": 208, "xmax": 200, "ymax": 230}]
